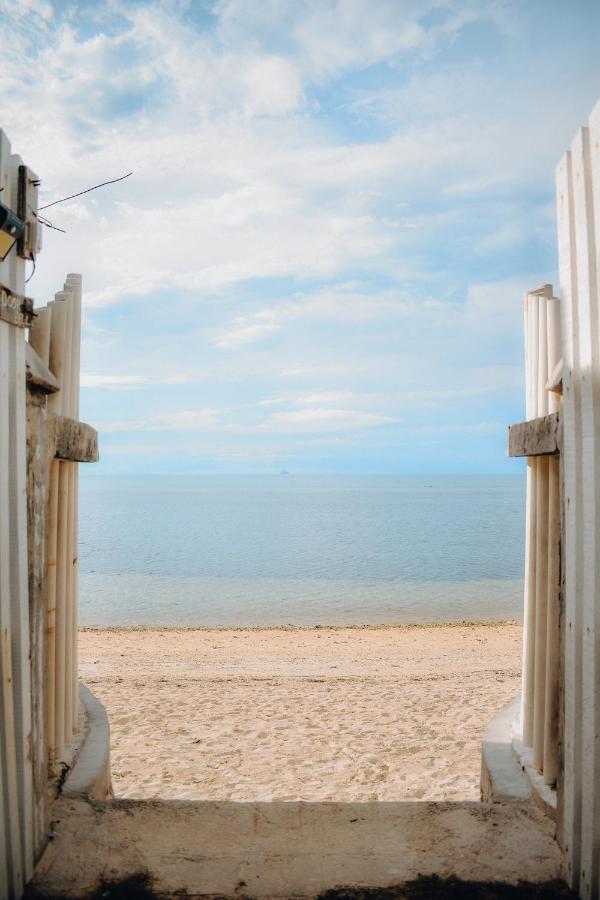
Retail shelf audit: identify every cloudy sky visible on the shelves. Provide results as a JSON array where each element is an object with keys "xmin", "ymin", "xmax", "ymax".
[{"xmin": 1, "ymin": 0, "xmax": 598, "ymax": 474}]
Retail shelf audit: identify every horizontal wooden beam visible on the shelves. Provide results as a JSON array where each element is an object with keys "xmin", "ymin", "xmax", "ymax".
[
  {"xmin": 508, "ymin": 412, "xmax": 561, "ymax": 458},
  {"xmin": 53, "ymin": 416, "xmax": 98, "ymax": 463}
]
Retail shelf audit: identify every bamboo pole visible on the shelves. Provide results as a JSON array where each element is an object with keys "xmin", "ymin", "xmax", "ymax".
[
  {"xmin": 48, "ymin": 298, "xmax": 67, "ymax": 760},
  {"xmin": 522, "ymin": 294, "xmax": 532, "ymax": 732},
  {"xmin": 542, "ymin": 296, "xmax": 561, "ymax": 782},
  {"xmin": 523, "ymin": 294, "xmax": 539, "ymax": 746},
  {"xmin": 66, "ymin": 275, "xmax": 82, "ymax": 728},
  {"xmin": 533, "ymin": 295, "xmax": 550, "ymax": 768},
  {"xmin": 0, "ymin": 741, "xmax": 8, "ymax": 899},
  {"xmin": 0, "ymin": 321, "xmax": 24, "ymax": 897},
  {"xmin": 46, "ymin": 461, "xmax": 59, "ymax": 771},
  {"xmin": 544, "ymin": 454, "xmax": 561, "ymax": 783},
  {"xmin": 29, "ymin": 306, "xmax": 51, "ymax": 366},
  {"xmin": 59, "ymin": 289, "xmax": 74, "ymax": 743},
  {"xmin": 29, "ymin": 304, "xmax": 58, "ymax": 770}
]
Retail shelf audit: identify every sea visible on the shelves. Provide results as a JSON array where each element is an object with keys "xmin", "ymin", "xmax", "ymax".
[{"xmin": 78, "ymin": 473, "xmax": 525, "ymax": 627}]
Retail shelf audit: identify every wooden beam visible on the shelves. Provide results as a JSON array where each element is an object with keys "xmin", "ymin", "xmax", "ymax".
[
  {"xmin": 508, "ymin": 412, "xmax": 561, "ymax": 458},
  {"xmin": 52, "ymin": 417, "xmax": 98, "ymax": 463}
]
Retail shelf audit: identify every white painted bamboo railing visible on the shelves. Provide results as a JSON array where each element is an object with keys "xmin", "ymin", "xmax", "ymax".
[
  {"xmin": 0, "ymin": 130, "xmax": 36, "ymax": 899},
  {"xmin": 29, "ymin": 276, "xmax": 82, "ymax": 771},
  {"xmin": 555, "ymin": 98, "xmax": 600, "ymax": 900},
  {"xmin": 520, "ymin": 285, "xmax": 562, "ymax": 787}
]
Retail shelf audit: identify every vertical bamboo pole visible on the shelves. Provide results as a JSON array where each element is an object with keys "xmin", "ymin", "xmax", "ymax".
[
  {"xmin": 48, "ymin": 299, "xmax": 67, "ymax": 761},
  {"xmin": 66, "ymin": 275, "xmax": 82, "ymax": 728},
  {"xmin": 29, "ymin": 305, "xmax": 57, "ymax": 770},
  {"xmin": 0, "ymin": 743, "xmax": 8, "ymax": 899},
  {"xmin": 544, "ymin": 454, "xmax": 561, "ymax": 783},
  {"xmin": 29, "ymin": 306, "xmax": 51, "ymax": 367},
  {"xmin": 533, "ymin": 295, "xmax": 550, "ymax": 768},
  {"xmin": 543, "ymin": 297, "xmax": 562, "ymax": 784},
  {"xmin": 46, "ymin": 461, "xmax": 59, "ymax": 771},
  {"xmin": 523, "ymin": 293, "xmax": 539, "ymax": 746},
  {"xmin": 522, "ymin": 294, "xmax": 533, "ymax": 732},
  {"xmin": 59, "ymin": 289, "xmax": 74, "ymax": 744},
  {"xmin": 0, "ymin": 319, "xmax": 24, "ymax": 898},
  {"xmin": 556, "ymin": 148, "xmax": 583, "ymax": 891}
]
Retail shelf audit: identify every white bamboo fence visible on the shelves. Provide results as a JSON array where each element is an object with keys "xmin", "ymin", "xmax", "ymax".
[
  {"xmin": 29, "ymin": 277, "xmax": 82, "ymax": 769},
  {"xmin": 0, "ymin": 131, "xmax": 35, "ymax": 899},
  {"xmin": 0, "ymin": 123, "xmax": 86, "ymax": 899},
  {"xmin": 520, "ymin": 285, "xmax": 562, "ymax": 787},
  {"xmin": 555, "ymin": 98, "xmax": 600, "ymax": 899}
]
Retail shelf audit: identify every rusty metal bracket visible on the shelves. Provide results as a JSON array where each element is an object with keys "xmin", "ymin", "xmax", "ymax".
[{"xmin": 0, "ymin": 282, "xmax": 35, "ymax": 327}]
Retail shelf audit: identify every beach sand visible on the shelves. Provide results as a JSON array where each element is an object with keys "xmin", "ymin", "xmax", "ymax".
[{"xmin": 79, "ymin": 623, "xmax": 522, "ymax": 803}]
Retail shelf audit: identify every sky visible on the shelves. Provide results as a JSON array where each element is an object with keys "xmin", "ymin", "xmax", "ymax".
[{"xmin": 0, "ymin": 0, "xmax": 599, "ymax": 475}]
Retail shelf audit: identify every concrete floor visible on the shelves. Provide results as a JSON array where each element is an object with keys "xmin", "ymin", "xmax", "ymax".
[{"xmin": 27, "ymin": 797, "xmax": 565, "ymax": 899}]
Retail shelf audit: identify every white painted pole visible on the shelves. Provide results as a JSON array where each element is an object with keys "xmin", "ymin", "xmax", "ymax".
[
  {"xmin": 0, "ymin": 742, "xmax": 8, "ymax": 899},
  {"xmin": 523, "ymin": 294, "xmax": 539, "ymax": 746},
  {"xmin": 29, "ymin": 303, "xmax": 60, "ymax": 771},
  {"xmin": 59, "ymin": 289, "xmax": 74, "ymax": 744},
  {"xmin": 533, "ymin": 295, "xmax": 550, "ymax": 768},
  {"xmin": 556, "ymin": 148, "xmax": 583, "ymax": 892},
  {"xmin": 521, "ymin": 294, "xmax": 533, "ymax": 734},
  {"xmin": 547, "ymin": 298, "xmax": 561, "ymax": 415},
  {"xmin": 29, "ymin": 306, "xmax": 51, "ymax": 367},
  {"xmin": 46, "ymin": 460, "xmax": 59, "ymax": 772},
  {"xmin": 543, "ymin": 296, "xmax": 561, "ymax": 784},
  {"xmin": 48, "ymin": 298, "xmax": 67, "ymax": 760},
  {"xmin": 544, "ymin": 454, "xmax": 560, "ymax": 783},
  {"xmin": 66, "ymin": 275, "xmax": 82, "ymax": 728},
  {"xmin": 0, "ymin": 320, "xmax": 24, "ymax": 898}
]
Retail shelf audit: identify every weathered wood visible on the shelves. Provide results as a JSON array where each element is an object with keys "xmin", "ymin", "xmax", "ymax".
[
  {"xmin": 571, "ymin": 116, "xmax": 600, "ymax": 900},
  {"xmin": 25, "ymin": 387, "xmax": 52, "ymax": 859},
  {"xmin": 26, "ymin": 344, "xmax": 59, "ymax": 394},
  {"xmin": 544, "ymin": 455, "xmax": 561, "ymax": 785},
  {"xmin": 508, "ymin": 412, "xmax": 561, "ymax": 458},
  {"xmin": 556, "ymin": 145, "xmax": 583, "ymax": 893},
  {"xmin": 52, "ymin": 417, "xmax": 98, "ymax": 463},
  {"xmin": 0, "ymin": 284, "xmax": 34, "ymax": 329}
]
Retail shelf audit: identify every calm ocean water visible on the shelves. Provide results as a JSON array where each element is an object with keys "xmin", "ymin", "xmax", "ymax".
[{"xmin": 78, "ymin": 474, "xmax": 525, "ymax": 627}]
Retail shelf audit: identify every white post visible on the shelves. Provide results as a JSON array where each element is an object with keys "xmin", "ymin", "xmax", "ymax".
[
  {"xmin": 66, "ymin": 274, "xmax": 82, "ymax": 729},
  {"xmin": 48, "ymin": 298, "xmax": 67, "ymax": 761}
]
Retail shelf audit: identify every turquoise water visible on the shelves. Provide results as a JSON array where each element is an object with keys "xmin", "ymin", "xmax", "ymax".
[{"xmin": 78, "ymin": 474, "xmax": 525, "ymax": 626}]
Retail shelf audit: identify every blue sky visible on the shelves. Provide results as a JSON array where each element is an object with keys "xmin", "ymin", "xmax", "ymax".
[{"xmin": 1, "ymin": 0, "xmax": 599, "ymax": 474}]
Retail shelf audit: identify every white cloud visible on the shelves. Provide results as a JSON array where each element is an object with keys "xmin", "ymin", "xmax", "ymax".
[
  {"xmin": 259, "ymin": 407, "xmax": 397, "ymax": 433},
  {"xmin": 215, "ymin": 319, "xmax": 282, "ymax": 349},
  {"xmin": 81, "ymin": 372, "xmax": 190, "ymax": 388},
  {"xmin": 102, "ymin": 408, "xmax": 222, "ymax": 432},
  {"xmin": 215, "ymin": 0, "xmax": 510, "ymax": 80}
]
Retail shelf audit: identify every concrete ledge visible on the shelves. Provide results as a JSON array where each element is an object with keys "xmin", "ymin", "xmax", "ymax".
[
  {"xmin": 62, "ymin": 685, "xmax": 113, "ymax": 802},
  {"xmin": 481, "ymin": 696, "xmax": 531, "ymax": 803},
  {"xmin": 52, "ymin": 417, "xmax": 99, "ymax": 463},
  {"xmin": 508, "ymin": 413, "xmax": 561, "ymax": 458},
  {"xmin": 512, "ymin": 739, "xmax": 558, "ymax": 822}
]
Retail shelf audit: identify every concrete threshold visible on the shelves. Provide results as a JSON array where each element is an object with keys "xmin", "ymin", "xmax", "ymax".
[{"xmin": 28, "ymin": 796, "xmax": 563, "ymax": 899}]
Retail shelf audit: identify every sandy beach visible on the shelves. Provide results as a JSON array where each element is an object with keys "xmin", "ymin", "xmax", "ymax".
[{"xmin": 79, "ymin": 623, "xmax": 522, "ymax": 803}]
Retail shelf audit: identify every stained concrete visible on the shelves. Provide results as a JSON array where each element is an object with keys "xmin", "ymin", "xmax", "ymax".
[
  {"xmin": 480, "ymin": 697, "xmax": 531, "ymax": 804},
  {"xmin": 28, "ymin": 796, "xmax": 563, "ymax": 899}
]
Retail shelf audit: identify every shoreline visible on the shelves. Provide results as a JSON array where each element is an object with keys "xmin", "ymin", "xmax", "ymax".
[{"xmin": 79, "ymin": 619, "xmax": 521, "ymax": 632}]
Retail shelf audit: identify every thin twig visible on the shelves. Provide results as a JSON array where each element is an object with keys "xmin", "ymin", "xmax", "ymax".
[{"xmin": 38, "ymin": 171, "xmax": 133, "ymax": 211}]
